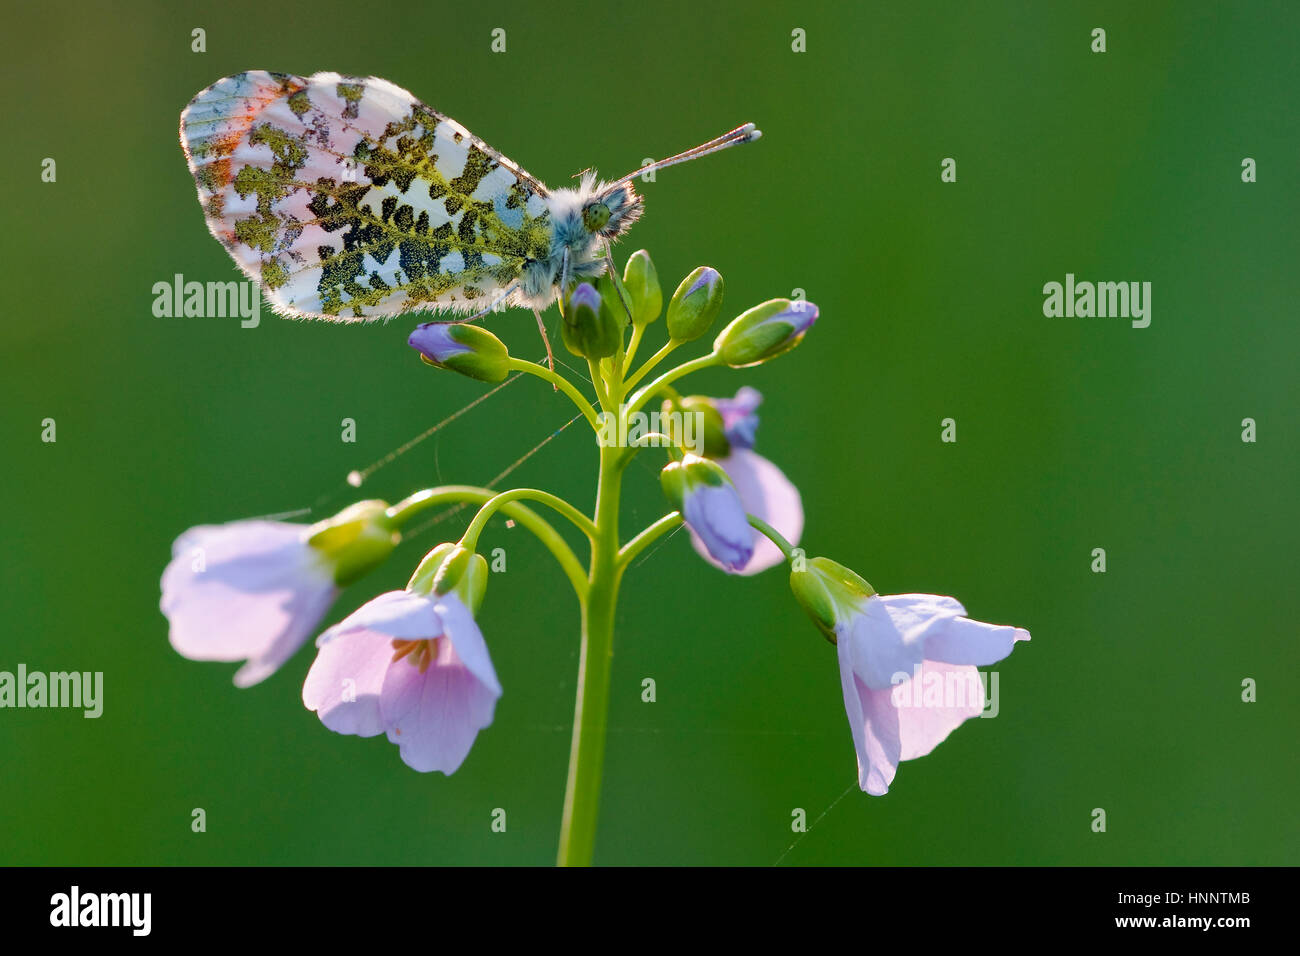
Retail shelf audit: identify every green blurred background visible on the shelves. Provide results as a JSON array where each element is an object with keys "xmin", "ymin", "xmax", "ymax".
[{"xmin": 2, "ymin": 0, "xmax": 1296, "ymax": 865}]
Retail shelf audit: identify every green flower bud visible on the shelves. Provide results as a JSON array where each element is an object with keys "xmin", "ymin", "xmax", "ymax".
[
  {"xmin": 408, "ymin": 543, "xmax": 489, "ymax": 614},
  {"xmin": 408, "ymin": 322, "xmax": 510, "ymax": 383},
  {"xmin": 659, "ymin": 452, "xmax": 730, "ymax": 508},
  {"xmin": 306, "ymin": 500, "xmax": 399, "ymax": 587},
  {"xmin": 561, "ymin": 282, "xmax": 621, "ymax": 359},
  {"xmin": 406, "ymin": 542, "xmax": 455, "ymax": 594},
  {"xmin": 431, "ymin": 545, "xmax": 489, "ymax": 612},
  {"xmin": 789, "ymin": 556, "xmax": 876, "ymax": 644},
  {"xmin": 659, "ymin": 458, "xmax": 688, "ymax": 509},
  {"xmin": 661, "ymin": 395, "xmax": 730, "ymax": 458},
  {"xmin": 714, "ymin": 298, "xmax": 819, "ymax": 367},
  {"xmin": 666, "ymin": 266, "xmax": 725, "ymax": 342},
  {"xmin": 622, "ymin": 250, "xmax": 662, "ymax": 326}
]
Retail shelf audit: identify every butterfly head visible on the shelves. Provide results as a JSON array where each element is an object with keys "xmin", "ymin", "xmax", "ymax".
[
  {"xmin": 586, "ymin": 178, "xmax": 643, "ymax": 238},
  {"xmin": 551, "ymin": 172, "xmax": 643, "ymax": 246}
]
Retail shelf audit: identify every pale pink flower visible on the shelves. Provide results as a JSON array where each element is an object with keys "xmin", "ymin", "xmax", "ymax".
[
  {"xmin": 161, "ymin": 520, "xmax": 337, "ymax": 687},
  {"xmin": 302, "ymin": 589, "xmax": 501, "ymax": 774},
  {"xmin": 835, "ymin": 594, "xmax": 1030, "ymax": 794},
  {"xmin": 161, "ymin": 502, "xmax": 395, "ymax": 686}
]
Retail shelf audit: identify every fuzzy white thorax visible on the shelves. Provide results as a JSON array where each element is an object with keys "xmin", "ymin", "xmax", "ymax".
[{"xmin": 516, "ymin": 172, "xmax": 643, "ymax": 310}]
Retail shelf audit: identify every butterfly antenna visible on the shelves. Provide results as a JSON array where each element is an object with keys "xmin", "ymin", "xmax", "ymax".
[{"xmin": 605, "ymin": 123, "xmax": 762, "ymax": 190}]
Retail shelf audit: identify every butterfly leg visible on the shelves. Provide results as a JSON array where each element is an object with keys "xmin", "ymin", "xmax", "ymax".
[
  {"xmin": 533, "ymin": 308, "xmax": 557, "ymax": 388},
  {"xmin": 558, "ymin": 247, "xmax": 572, "ymax": 303},
  {"xmin": 602, "ymin": 239, "xmax": 634, "ymax": 325},
  {"xmin": 457, "ymin": 282, "xmax": 520, "ymax": 325}
]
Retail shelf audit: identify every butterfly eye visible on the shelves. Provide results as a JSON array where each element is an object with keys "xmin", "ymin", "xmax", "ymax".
[{"xmin": 582, "ymin": 201, "xmax": 611, "ymax": 232}]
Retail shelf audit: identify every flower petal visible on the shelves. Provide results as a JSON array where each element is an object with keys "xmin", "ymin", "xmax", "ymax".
[
  {"xmin": 682, "ymin": 483, "xmax": 755, "ymax": 573},
  {"xmin": 170, "ymin": 519, "xmax": 290, "ymax": 558},
  {"xmin": 380, "ymin": 632, "xmax": 501, "ymax": 774},
  {"xmin": 877, "ymin": 593, "xmax": 967, "ymax": 643},
  {"xmin": 715, "ymin": 386, "xmax": 762, "ymax": 450},
  {"xmin": 232, "ymin": 586, "xmax": 338, "ymax": 688},
  {"xmin": 891, "ymin": 660, "xmax": 985, "ymax": 761},
  {"xmin": 435, "ymin": 594, "xmax": 503, "ymax": 697},
  {"xmin": 837, "ymin": 635, "xmax": 901, "ymax": 795},
  {"xmin": 316, "ymin": 589, "xmax": 442, "ymax": 645},
  {"xmin": 709, "ymin": 448, "xmax": 802, "ymax": 575},
  {"xmin": 843, "ymin": 597, "xmax": 927, "ymax": 690},
  {"xmin": 302, "ymin": 628, "xmax": 392, "ymax": 737},
  {"xmin": 923, "ymin": 617, "xmax": 1031, "ymax": 667},
  {"xmin": 160, "ymin": 520, "xmax": 335, "ymax": 685}
]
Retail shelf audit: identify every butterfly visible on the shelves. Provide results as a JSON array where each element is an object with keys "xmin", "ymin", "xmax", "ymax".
[{"xmin": 179, "ymin": 71, "xmax": 760, "ymax": 334}]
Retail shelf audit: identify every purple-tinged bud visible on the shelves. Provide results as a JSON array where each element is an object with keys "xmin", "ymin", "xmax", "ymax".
[
  {"xmin": 409, "ymin": 323, "xmax": 510, "ymax": 382},
  {"xmin": 660, "ymin": 454, "xmax": 755, "ymax": 573},
  {"xmin": 713, "ymin": 386, "xmax": 762, "ymax": 451},
  {"xmin": 714, "ymin": 299, "xmax": 818, "ymax": 367},
  {"xmin": 666, "ymin": 267, "xmax": 725, "ymax": 342},
  {"xmin": 561, "ymin": 282, "xmax": 621, "ymax": 359}
]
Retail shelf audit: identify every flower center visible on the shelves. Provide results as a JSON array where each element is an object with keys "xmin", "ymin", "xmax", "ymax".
[{"xmin": 391, "ymin": 637, "xmax": 442, "ymax": 673}]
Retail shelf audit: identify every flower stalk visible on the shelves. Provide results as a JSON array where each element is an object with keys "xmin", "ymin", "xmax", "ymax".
[
  {"xmin": 558, "ymin": 440, "xmax": 624, "ymax": 866},
  {"xmin": 162, "ymin": 248, "xmax": 1025, "ymax": 866}
]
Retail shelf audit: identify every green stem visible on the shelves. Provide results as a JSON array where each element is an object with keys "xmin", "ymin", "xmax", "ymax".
[
  {"xmin": 618, "ymin": 511, "xmax": 683, "ymax": 569},
  {"xmin": 507, "ymin": 359, "xmax": 601, "ymax": 430},
  {"xmin": 385, "ymin": 486, "xmax": 588, "ymax": 600},
  {"xmin": 748, "ymin": 515, "xmax": 795, "ymax": 560},
  {"xmin": 625, "ymin": 351, "xmax": 724, "ymax": 416},
  {"xmin": 600, "ymin": 356, "xmax": 620, "ymax": 402},
  {"xmin": 587, "ymin": 357, "xmax": 613, "ymax": 411},
  {"xmin": 460, "ymin": 488, "xmax": 598, "ymax": 546},
  {"xmin": 616, "ymin": 432, "xmax": 685, "ymax": 469},
  {"xmin": 623, "ymin": 340, "xmax": 679, "ymax": 393},
  {"xmin": 623, "ymin": 323, "xmax": 647, "ymax": 371},
  {"xmin": 557, "ymin": 441, "xmax": 623, "ymax": 865}
]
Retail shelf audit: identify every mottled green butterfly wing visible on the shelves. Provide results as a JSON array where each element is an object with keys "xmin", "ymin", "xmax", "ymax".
[{"xmin": 180, "ymin": 71, "xmax": 554, "ymax": 320}]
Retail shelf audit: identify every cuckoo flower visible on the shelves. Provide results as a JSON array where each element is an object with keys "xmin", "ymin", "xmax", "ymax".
[
  {"xmin": 669, "ymin": 387, "xmax": 802, "ymax": 575},
  {"xmin": 302, "ymin": 545, "xmax": 501, "ymax": 774},
  {"xmin": 161, "ymin": 501, "xmax": 396, "ymax": 687},
  {"xmin": 791, "ymin": 557, "xmax": 1030, "ymax": 795}
]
